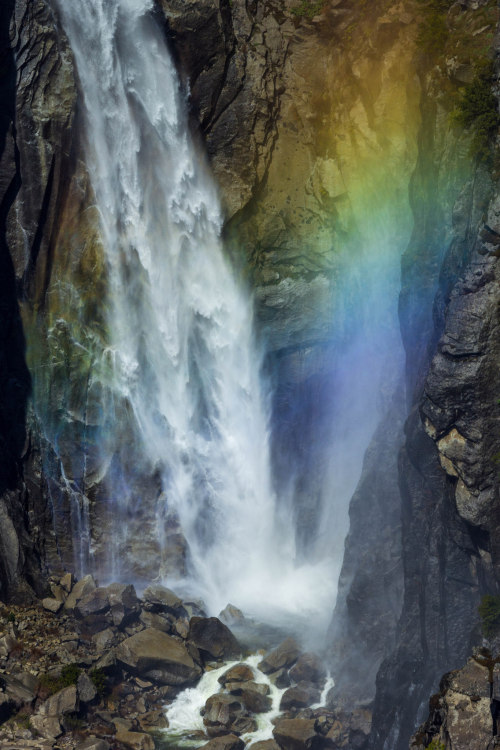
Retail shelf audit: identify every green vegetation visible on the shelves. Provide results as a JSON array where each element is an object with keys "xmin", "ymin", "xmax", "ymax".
[
  {"xmin": 478, "ymin": 594, "xmax": 500, "ymax": 638},
  {"xmin": 39, "ymin": 663, "xmax": 82, "ymax": 696},
  {"xmin": 291, "ymin": 0, "xmax": 325, "ymax": 19},
  {"xmin": 452, "ymin": 60, "xmax": 500, "ymax": 161},
  {"xmin": 416, "ymin": 0, "xmax": 454, "ymax": 55},
  {"xmin": 90, "ymin": 668, "xmax": 108, "ymax": 698},
  {"xmin": 427, "ymin": 740, "xmax": 446, "ymax": 750}
]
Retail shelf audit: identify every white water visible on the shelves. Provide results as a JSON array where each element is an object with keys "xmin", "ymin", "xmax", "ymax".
[
  {"xmin": 54, "ymin": 0, "xmax": 337, "ymax": 629},
  {"xmin": 164, "ymin": 655, "xmax": 287, "ymax": 747}
]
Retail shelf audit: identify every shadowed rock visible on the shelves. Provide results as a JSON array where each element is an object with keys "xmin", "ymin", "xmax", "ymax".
[{"xmin": 188, "ymin": 617, "xmax": 241, "ymax": 661}]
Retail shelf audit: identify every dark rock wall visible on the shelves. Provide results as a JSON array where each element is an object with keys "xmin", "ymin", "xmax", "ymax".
[{"xmin": 0, "ymin": 0, "xmax": 79, "ymax": 598}]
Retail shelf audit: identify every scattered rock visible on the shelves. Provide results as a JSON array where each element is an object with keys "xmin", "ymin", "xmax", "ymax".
[
  {"xmin": 269, "ymin": 669, "xmax": 291, "ymax": 689},
  {"xmin": 219, "ymin": 605, "xmax": 245, "ymax": 625},
  {"xmin": 218, "ymin": 663, "xmax": 255, "ymax": 686},
  {"xmin": 60, "ymin": 572, "xmax": 74, "ymax": 593},
  {"xmin": 280, "ymin": 683, "xmax": 321, "ymax": 711},
  {"xmin": 40, "ymin": 684, "xmax": 79, "ymax": 716},
  {"xmin": 79, "ymin": 738, "xmax": 111, "ymax": 750},
  {"xmin": 188, "ymin": 617, "xmax": 241, "ymax": 661},
  {"xmin": 228, "ymin": 681, "xmax": 272, "ymax": 713},
  {"xmin": 273, "ymin": 717, "xmax": 318, "ymax": 750},
  {"xmin": 115, "ymin": 729, "xmax": 155, "ymax": 750},
  {"xmin": 289, "ymin": 654, "xmax": 326, "ymax": 686},
  {"xmin": 78, "ymin": 671, "xmax": 97, "ymax": 703},
  {"xmin": 63, "ymin": 574, "xmax": 97, "ymax": 611},
  {"xmin": 92, "ymin": 627, "xmax": 116, "ymax": 651},
  {"xmin": 258, "ymin": 638, "xmax": 301, "ymax": 675},
  {"xmin": 30, "ymin": 714, "xmax": 62, "ymax": 740},
  {"xmin": 42, "ymin": 597, "xmax": 63, "ymax": 613},
  {"xmin": 142, "ymin": 585, "xmax": 183, "ymax": 613},
  {"xmin": 203, "ymin": 693, "xmax": 245, "ymax": 737},
  {"xmin": 200, "ymin": 733, "xmax": 245, "ymax": 750}
]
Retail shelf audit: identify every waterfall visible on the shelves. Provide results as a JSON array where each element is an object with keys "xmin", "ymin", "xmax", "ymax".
[{"xmin": 53, "ymin": 0, "xmax": 336, "ymax": 631}]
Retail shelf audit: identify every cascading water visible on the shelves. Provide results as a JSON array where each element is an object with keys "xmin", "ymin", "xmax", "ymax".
[{"xmin": 53, "ymin": 0, "xmax": 337, "ymax": 631}]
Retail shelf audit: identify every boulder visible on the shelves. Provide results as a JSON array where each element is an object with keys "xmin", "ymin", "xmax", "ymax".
[
  {"xmin": 77, "ymin": 672, "xmax": 97, "ymax": 703},
  {"xmin": 105, "ymin": 582, "xmax": 140, "ymax": 627},
  {"xmin": 30, "ymin": 714, "xmax": 62, "ymax": 740},
  {"xmin": 0, "ymin": 634, "xmax": 15, "ymax": 657},
  {"xmin": 273, "ymin": 718, "xmax": 318, "ymax": 750},
  {"xmin": 75, "ymin": 588, "xmax": 110, "ymax": 619},
  {"xmin": 218, "ymin": 663, "xmax": 255, "ymax": 686},
  {"xmin": 251, "ymin": 742, "xmax": 281, "ymax": 750},
  {"xmin": 139, "ymin": 610, "xmax": 172, "ymax": 633},
  {"xmin": 92, "ymin": 627, "xmax": 116, "ymax": 652},
  {"xmin": 40, "ymin": 685, "xmax": 78, "ymax": 716},
  {"xmin": 289, "ymin": 654, "xmax": 326, "ymax": 686},
  {"xmin": 231, "ymin": 715, "xmax": 258, "ymax": 734},
  {"xmin": 200, "ymin": 734, "xmax": 245, "ymax": 750},
  {"xmin": 219, "ymin": 604, "xmax": 245, "ymax": 625},
  {"xmin": 115, "ymin": 628, "xmax": 202, "ymax": 685},
  {"xmin": 269, "ymin": 669, "xmax": 291, "ymax": 689},
  {"xmin": 79, "ymin": 738, "xmax": 110, "ymax": 750},
  {"xmin": 2, "ymin": 671, "xmax": 37, "ymax": 706},
  {"xmin": 228, "ymin": 681, "xmax": 272, "ymax": 713},
  {"xmin": 203, "ymin": 693, "xmax": 245, "ymax": 736},
  {"xmin": 280, "ymin": 683, "xmax": 321, "ymax": 711},
  {"xmin": 258, "ymin": 638, "xmax": 300, "ymax": 675},
  {"xmin": 188, "ymin": 617, "xmax": 241, "ymax": 661},
  {"xmin": 42, "ymin": 597, "xmax": 63, "ymax": 613},
  {"xmin": 63, "ymin": 574, "xmax": 96, "ymax": 611},
  {"xmin": 142, "ymin": 585, "xmax": 183, "ymax": 613},
  {"xmin": 60, "ymin": 572, "xmax": 74, "ymax": 593},
  {"xmin": 115, "ymin": 729, "xmax": 155, "ymax": 750}
]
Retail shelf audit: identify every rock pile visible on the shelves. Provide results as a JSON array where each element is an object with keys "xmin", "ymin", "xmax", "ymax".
[
  {"xmin": 0, "ymin": 578, "xmax": 369, "ymax": 750},
  {"xmin": 0, "ymin": 574, "xmax": 238, "ymax": 749}
]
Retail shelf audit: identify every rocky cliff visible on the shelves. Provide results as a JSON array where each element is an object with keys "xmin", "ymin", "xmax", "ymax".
[{"xmin": 0, "ymin": 1, "xmax": 499, "ymax": 748}]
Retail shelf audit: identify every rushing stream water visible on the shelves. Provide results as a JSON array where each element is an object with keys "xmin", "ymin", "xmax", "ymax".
[{"xmin": 53, "ymin": 0, "xmax": 337, "ymax": 632}]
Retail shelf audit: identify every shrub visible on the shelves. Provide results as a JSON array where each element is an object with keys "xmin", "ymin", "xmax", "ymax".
[
  {"xmin": 452, "ymin": 60, "xmax": 500, "ymax": 161},
  {"xmin": 90, "ymin": 668, "xmax": 108, "ymax": 698},
  {"xmin": 291, "ymin": 0, "xmax": 325, "ymax": 19},
  {"xmin": 427, "ymin": 740, "xmax": 446, "ymax": 750},
  {"xmin": 479, "ymin": 594, "xmax": 500, "ymax": 637},
  {"xmin": 60, "ymin": 664, "xmax": 82, "ymax": 687},
  {"xmin": 38, "ymin": 663, "xmax": 81, "ymax": 697}
]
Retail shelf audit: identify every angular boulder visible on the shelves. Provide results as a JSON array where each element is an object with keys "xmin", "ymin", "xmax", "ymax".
[
  {"xmin": 273, "ymin": 718, "xmax": 318, "ymax": 750},
  {"xmin": 63, "ymin": 574, "xmax": 96, "ymax": 611},
  {"xmin": 228, "ymin": 681, "xmax": 272, "ymax": 713},
  {"xmin": 188, "ymin": 617, "xmax": 240, "ymax": 661},
  {"xmin": 106, "ymin": 582, "xmax": 140, "ymax": 626},
  {"xmin": 203, "ymin": 693, "xmax": 245, "ymax": 737},
  {"xmin": 289, "ymin": 653, "xmax": 326, "ymax": 686},
  {"xmin": 142, "ymin": 584, "xmax": 183, "ymax": 613},
  {"xmin": 218, "ymin": 663, "xmax": 254, "ymax": 686},
  {"xmin": 258, "ymin": 637, "xmax": 300, "ymax": 675},
  {"xmin": 115, "ymin": 628, "xmax": 202, "ymax": 685},
  {"xmin": 115, "ymin": 729, "xmax": 155, "ymax": 750},
  {"xmin": 279, "ymin": 682, "xmax": 321, "ymax": 711},
  {"xmin": 40, "ymin": 685, "xmax": 79, "ymax": 716},
  {"xmin": 30, "ymin": 714, "xmax": 62, "ymax": 740},
  {"xmin": 77, "ymin": 672, "xmax": 97, "ymax": 703},
  {"xmin": 200, "ymin": 734, "xmax": 245, "ymax": 750}
]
